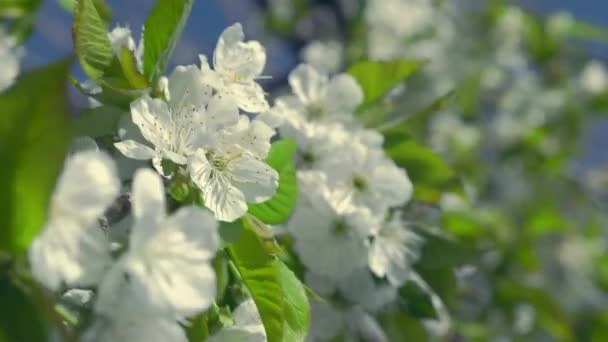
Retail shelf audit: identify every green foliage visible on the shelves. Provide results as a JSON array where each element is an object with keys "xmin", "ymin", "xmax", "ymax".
[
  {"xmin": 73, "ymin": 105, "xmax": 125, "ymax": 138},
  {"xmin": 380, "ymin": 310, "xmax": 428, "ymax": 341},
  {"xmin": 143, "ymin": 0, "xmax": 194, "ymax": 83},
  {"xmin": 228, "ymin": 219, "xmax": 310, "ymax": 342},
  {"xmin": 119, "ymin": 47, "xmax": 149, "ymax": 89},
  {"xmin": 0, "ymin": 274, "xmax": 48, "ymax": 342},
  {"xmin": 385, "ymin": 138, "xmax": 463, "ymax": 204},
  {"xmin": 348, "ymin": 59, "xmax": 422, "ymax": 108},
  {"xmin": 0, "ymin": 0, "xmax": 41, "ymax": 18},
  {"xmin": 0, "ymin": 59, "xmax": 72, "ymax": 254},
  {"xmin": 380, "ymin": 91, "xmax": 454, "ymax": 146},
  {"xmin": 248, "ymin": 140, "xmax": 298, "ymax": 225},
  {"xmin": 73, "ymin": 0, "xmax": 114, "ymax": 80},
  {"xmin": 399, "ymin": 281, "xmax": 437, "ymax": 319}
]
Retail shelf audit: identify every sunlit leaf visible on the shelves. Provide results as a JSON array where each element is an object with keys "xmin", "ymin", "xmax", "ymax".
[
  {"xmin": 248, "ymin": 140, "xmax": 298, "ymax": 225},
  {"xmin": 228, "ymin": 220, "xmax": 310, "ymax": 342},
  {"xmin": 0, "ymin": 58, "xmax": 72, "ymax": 253},
  {"xmin": 348, "ymin": 59, "xmax": 422, "ymax": 108},
  {"xmin": 143, "ymin": 0, "xmax": 193, "ymax": 83}
]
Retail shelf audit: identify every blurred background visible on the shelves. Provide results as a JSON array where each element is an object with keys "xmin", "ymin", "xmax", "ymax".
[
  {"xmin": 23, "ymin": 1, "xmax": 608, "ymax": 76},
  {"xmin": 12, "ymin": 1, "xmax": 608, "ymax": 340}
]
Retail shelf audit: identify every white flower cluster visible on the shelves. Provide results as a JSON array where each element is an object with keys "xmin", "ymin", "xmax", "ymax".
[
  {"xmin": 264, "ymin": 64, "xmax": 421, "ymax": 340},
  {"xmin": 114, "ymin": 23, "xmax": 278, "ymax": 222},
  {"xmin": 0, "ymin": 27, "xmax": 20, "ymax": 92},
  {"xmin": 29, "ymin": 151, "xmax": 219, "ymax": 342},
  {"xmin": 28, "ymin": 23, "xmax": 274, "ymax": 342}
]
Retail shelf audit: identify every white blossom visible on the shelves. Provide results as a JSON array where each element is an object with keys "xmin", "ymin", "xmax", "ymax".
[
  {"xmin": 368, "ymin": 214, "xmax": 421, "ymax": 286},
  {"xmin": 189, "ymin": 116, "xmax": 278, "ymax": 222},
  {"xmin": 301, "ymin": 40, "xmax": 343, "ymax": 74},
  {"xmin": 115, "ymin": 65, "xmax": 238, "ymax": 175},
  {"xmin": 95, "ymin": 169, "xmax": 219, "ymax": 318},
  {"xmin": 29, "ymin": 151, "xmax": 119, "ymax": 291},
  {"xmin": 199, "ymin": 23, "xmax": 269, "ymax": 113},
  {"xmin": 108, "ymin": 25, "xmax": 143, "ymax": 72},
  {"xmin": 289, "ymin": 171, "xmax": 379, "ymax": 280},
  {"xmin": 323, "ymin": 138, "xmax": 413, "ymax": 212},
  {"xmin": 580, "ymin": 60, "xmax": 608, "ymax": 95},
  {"xmin": 284, "ymin": 64, "xmax": 363, "ymax": 125}
]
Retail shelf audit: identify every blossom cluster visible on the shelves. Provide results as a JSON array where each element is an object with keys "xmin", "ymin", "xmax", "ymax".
[
  {"xmin": 262, "ymin": 63, "xmax": 425, "ymax": 340},
  {"xmin": 27, "ymin": 23, "xmax": 275, "ymax": 341},
  {"xmin": 29, "ymin": 151, "xmax": 220, "ymax": 341}
]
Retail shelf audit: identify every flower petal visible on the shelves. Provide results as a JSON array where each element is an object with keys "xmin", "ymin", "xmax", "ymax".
[
  {"xmin": 214, "ymin": 23, "xmax": 266, "ymax": 79},
  {"xmin": 121, "ymin": 208, "xmax": 219, "ymax": 315},
  {"xmin": 130, "ymin": 169, "xmax": 166, "ymax": 247},
  {"xmin": 229, "ymin": 156, "xmax": 278, "ymax": 203},
  {"xmin": 29, "ymin": 219, "xmax": 112, "ymax": 291},
  {"xmin": 324, "ymin": 74, "xmax": 364, "ymax": 115},
  {"xmin": 114, "ymin": 140, "xmax": 156, "ymax": 160},
  {"xmin": 189, "ymin": 151, "xmax": 248, "ymax": 222},
  {"xmin": 225, "ymin": 82, "xmax": 269, "ymax": 114},
  {"xmin": 234, "ymin": 118, "xmax": 275, "ymax": 159},
  {"xmin": 167, "ymin": 64, "xmax": 212, "ymax": 110},
  {"xmin": 53, "ymin": 151, "xmax": 120, "ymax": 222},
  {"xmin": 206, "ymin": 94, "xmax": 240, "ymax": 130},
  {"xmin": 130, "ymin": 95, "xmax": 172, "ymax": 149},
  {"xmin": 288, "ymin": 64, "xmax": 328, "ymax": 105}
]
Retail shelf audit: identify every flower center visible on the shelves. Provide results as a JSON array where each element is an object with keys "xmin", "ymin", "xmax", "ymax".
[
  {"xmin": 352, "ymin": 174, "xmax": 368, "ymax": 191},
  {"xmin": 332, "ymin": 221, "xmax": 348, "ymax": 235},
  {"xmin": 307, "ymin": 103, "xmax": 325, "ymax": 120},
  {"xmin": 206, "ymin": 151, "xmax": 229, "ymax": 172}
]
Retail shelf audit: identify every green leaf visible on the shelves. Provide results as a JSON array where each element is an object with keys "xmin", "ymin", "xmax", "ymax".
[
  {"xmin": 73, "ymin": 0, "xmax": 114, "ymax": 80},
  {"xmin": 0, "ymin": 59, "xmax": 72, "ymax": 253},
  {"xmin": 0, "ymin": 0, "xmax": 42, "ymax": 19},
  {"xmin": 73, "ymin": 105, "xmax": 125, "ymax": 138},
  {"xmin": 379, "ymin": 91, "xmax": 453, "ymax": 149},
  {"xmin": 119, "ymin": 47, "xmax": 149, "ymax": 89},
  {"xmin": 416, "ymin": 230, "xmax": 473, "ymax": 270},
  {"xmin": 57, "ymin": 0, "xmax": 75, "ymax": 12},
  {"xmin": 248, "ymin": 140, "xmax": 298, "ymax": 225},
  {"xmin": 399, "ymin": 282, "xmax": 437, "ymax": 319},
  {"xmin": 380, "ymin": 310, "xmax": 428, "ymax": 341},
  {"xmin": 143, "ymin": 0, "xmax": 194, "ymax": 82},
  {"xmin": 385, "ymin": 139, "xmax": 462, "ymax": 204},
  {"xmin": 348, "ymin": 59, "xmax": 422, "ymax": 108},
  {"xmin": 0, "ymin": 275, "xmax": 48, "ymax": 341},
  {"xmin": 228, "ymin": 220, "xmax": 310, "ymax": 342}
]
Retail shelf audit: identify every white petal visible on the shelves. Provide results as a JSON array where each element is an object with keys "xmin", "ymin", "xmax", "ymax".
[
  {"xmin": 288, "ymin": 64, "xmax": 327, "ymax": 105},
  {"xmin": 189, "ymin": 152, "xmax": 248, "ymax": 222},
  {"xmin": 235, "ymin": 118, "xmax": 275, "ymax": 159},
  {"xmin": 114, "ymin": 140, "xmax": 156, "ymax": 160},
  {"xmin": 371, "ymin": 161, "xmax": 413, "ymax": 207},
  {"xmin": 229, "ymin": 156, "xmax": 278, "ymax": 203},
  {"xmin": 167, "ymin": 64, "xmax": 211, "ymax": 110},
  {"xmin": 214, "ymin": 23, "xmax": 266, "ymax": 79},
  {"xmin": 129, "ymin": 169, "xmax": 166, "ymax": 247},
  {"xmin": 130, "ymin": 95, "xmax": 172, "ymax": 149},
  {"xmin": 206, "ymin": 94, "xmax": 240, "ymax": 130},
  {"xmin": 98, "ymin": 207, "xmax": 219, "ymax": 317},
  {"xmin": 224, "ymin": 82, "xmax": 269, "ymax": 113},
  {"xmin": 29, "ymin": 219, "xmax": 111, "ymax": 291},
  {"xmin": 163, "ymin": 206, "xmax": 220, "ymax": 260},
  {"xmin": 53, "ymin": 151, "xmax": 119, "ymax": 223},
  {"xmin": 324, "ymin": 74, "xmax": 363, "ymax": 114}
]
